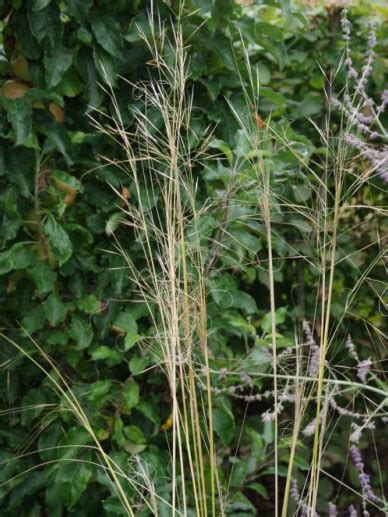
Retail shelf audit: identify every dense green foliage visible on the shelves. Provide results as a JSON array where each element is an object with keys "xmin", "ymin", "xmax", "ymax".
[{"xmin": 0, "ymin": 0, "xmax": 387, "ymax": 515}]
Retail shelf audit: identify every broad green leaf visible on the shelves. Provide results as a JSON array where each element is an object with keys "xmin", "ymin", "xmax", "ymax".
[
  {"xmin": 13, "ymin": 10, "xmax": 41, "ymax": 59},
  {"xmin": 292, "ymin": 184, "xmax": 311, "ymax": 202},
  {"xmin": 55, "ymin": 67, "xmax": 84, "ymax": 97},
  {"xmin": 93, "ymin": 47, "xmax": 117, "ymax": 86},
  {"xmin": 64, "ymin": 0, "xmax": 92, "ymax": 20},
  {"xmin": 7, "ymin": 473, "xmax": 46, "ymax": 511},
  {"xmin": 69, "ymin": 316, "xmax": 94, "ymax": 350},
  {"xmin": 52, "ymin": 170, "xmax": 83, "ymax": 192},
  {"xmin": 86, "ymin": 380, "xmax": 113, "ymax": 402},
  {"xmin": 28, "ymin": 3, "xmax": 62, "ymax": 47},
  {"xmin": 122, "ymin": 379, "xmax": 139, "ymax": 413},
  {"xmin": 91, "ymin": 346, "xmax": 122, "ymax": 365},
  {"xmin": 0, "ymin": 242, "xmax": 35, "ymax": 275},
  {"xmin": 248, "ymin": 482, "xmax": 269, "ymax": 499},
  {"xmin": 90, "ymin": 15, "xmax": 122, "ymax": 57},
  {"xmin": 21, "ymin": 305, "xmax": 45, "ymax": 333},
  {"xmin": 31, "ymin": 0, "xmax": 51, "ymax": 11},
  {"xmin": 44, "ymin": 44, "xmax": 72, "ymax": 88},
  {"xmin": 44, "ymin": 215, "xmax": 73, "ymax": 265},
  {"xmin": 123, "ymin": 425, "xmax": 145, "ymax": 444},
  {"xmin": 75, "ymin": 48, "xmax": 103, "ymax": 108},
  {"xmin": 42, "ymin": 123, "xmax": 73, "ymax": 165},
  {"xmin": 106, "ymin": 212, "xmax": 125, "ymax": 236},
  {"xmin": 43, "ymin": 293, "xmax": 67, "ymax": 326},
  {"xmin": 28, "ymin": 262, "xmax": 57, "ymax": 293},
  {"xmin": 3, "ymin": 98, "xmax": 32, "ymax": 146},
  {"xmin": 231, "ymin": 291, "xmax": 257, "ymax": 314},
  {"xmin": 78, "ymin": 294, "xmax": 100, "ymax": 314},
  {"xmin": 113, "ymin": 310, "xmax": 138, "ymax": 334},
  {"xmin": 129, "ymin": 355, "xmax": 148, "ymax": 375},
  {"xmin": 213, "ymin": 405, "xmax": 235, "ymax": 446},
  {"xmin": 124, "ymin": 332, "xmax": 140, "ymax": 351},
  {"xmin": 55, "ymin": 461, "xmax": 93, "ymax": 508},
  {"xmin": 208, "ymin": 139, "xmax": 233, "ymax": 165},
  {"xmin": 261, "ymin": 307, "xmax": 287, "ymax": 333},
  {"xmin": 137, "ymin": 400, "xmax": 160, "ymax": 426},
  {"xmin": 38, "ymin": 421, "xmax": 62, "ymax": 461},
  {"xmin": 260, "ymin": 88, "xmax": 286, "ymax": 108}
]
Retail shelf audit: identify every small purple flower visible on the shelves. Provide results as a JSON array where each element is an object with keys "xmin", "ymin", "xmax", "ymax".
[
  {"xmin": 348, "ymin": 504, "xmax": 358, "ymax": 517},
  {"xmin": 328, "ymin": 502, "xmax": 338, "ymax": 516},
  {"xmin": 350, "ymin": 446, "xmax": 379, "ymax": 503}
]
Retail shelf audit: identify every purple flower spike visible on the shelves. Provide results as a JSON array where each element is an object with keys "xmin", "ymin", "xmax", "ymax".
[
  {"xmin": 328, "ymin": 502, "xmax": 338, "ymax": 516},
  {"xmin": 357, "ymin": 358, "xmax": 372, "ymax": 383},
  {"xmin": 348, "ymin": 504, "xmax": 358, "ymax": 517},
  {"xmin": 350, "ymin": 446, "xmax": 379, "ymax": 504}
]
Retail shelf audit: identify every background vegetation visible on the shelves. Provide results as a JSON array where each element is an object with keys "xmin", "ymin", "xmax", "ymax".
[{"xmin": 0, "ymin": 0, "xmax": 387, "ymax": 515}]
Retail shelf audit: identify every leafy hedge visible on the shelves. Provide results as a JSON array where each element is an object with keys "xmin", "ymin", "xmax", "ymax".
[{"xmin": 0, "ymin": 0, "xmax": 387, "ymax": 514}]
